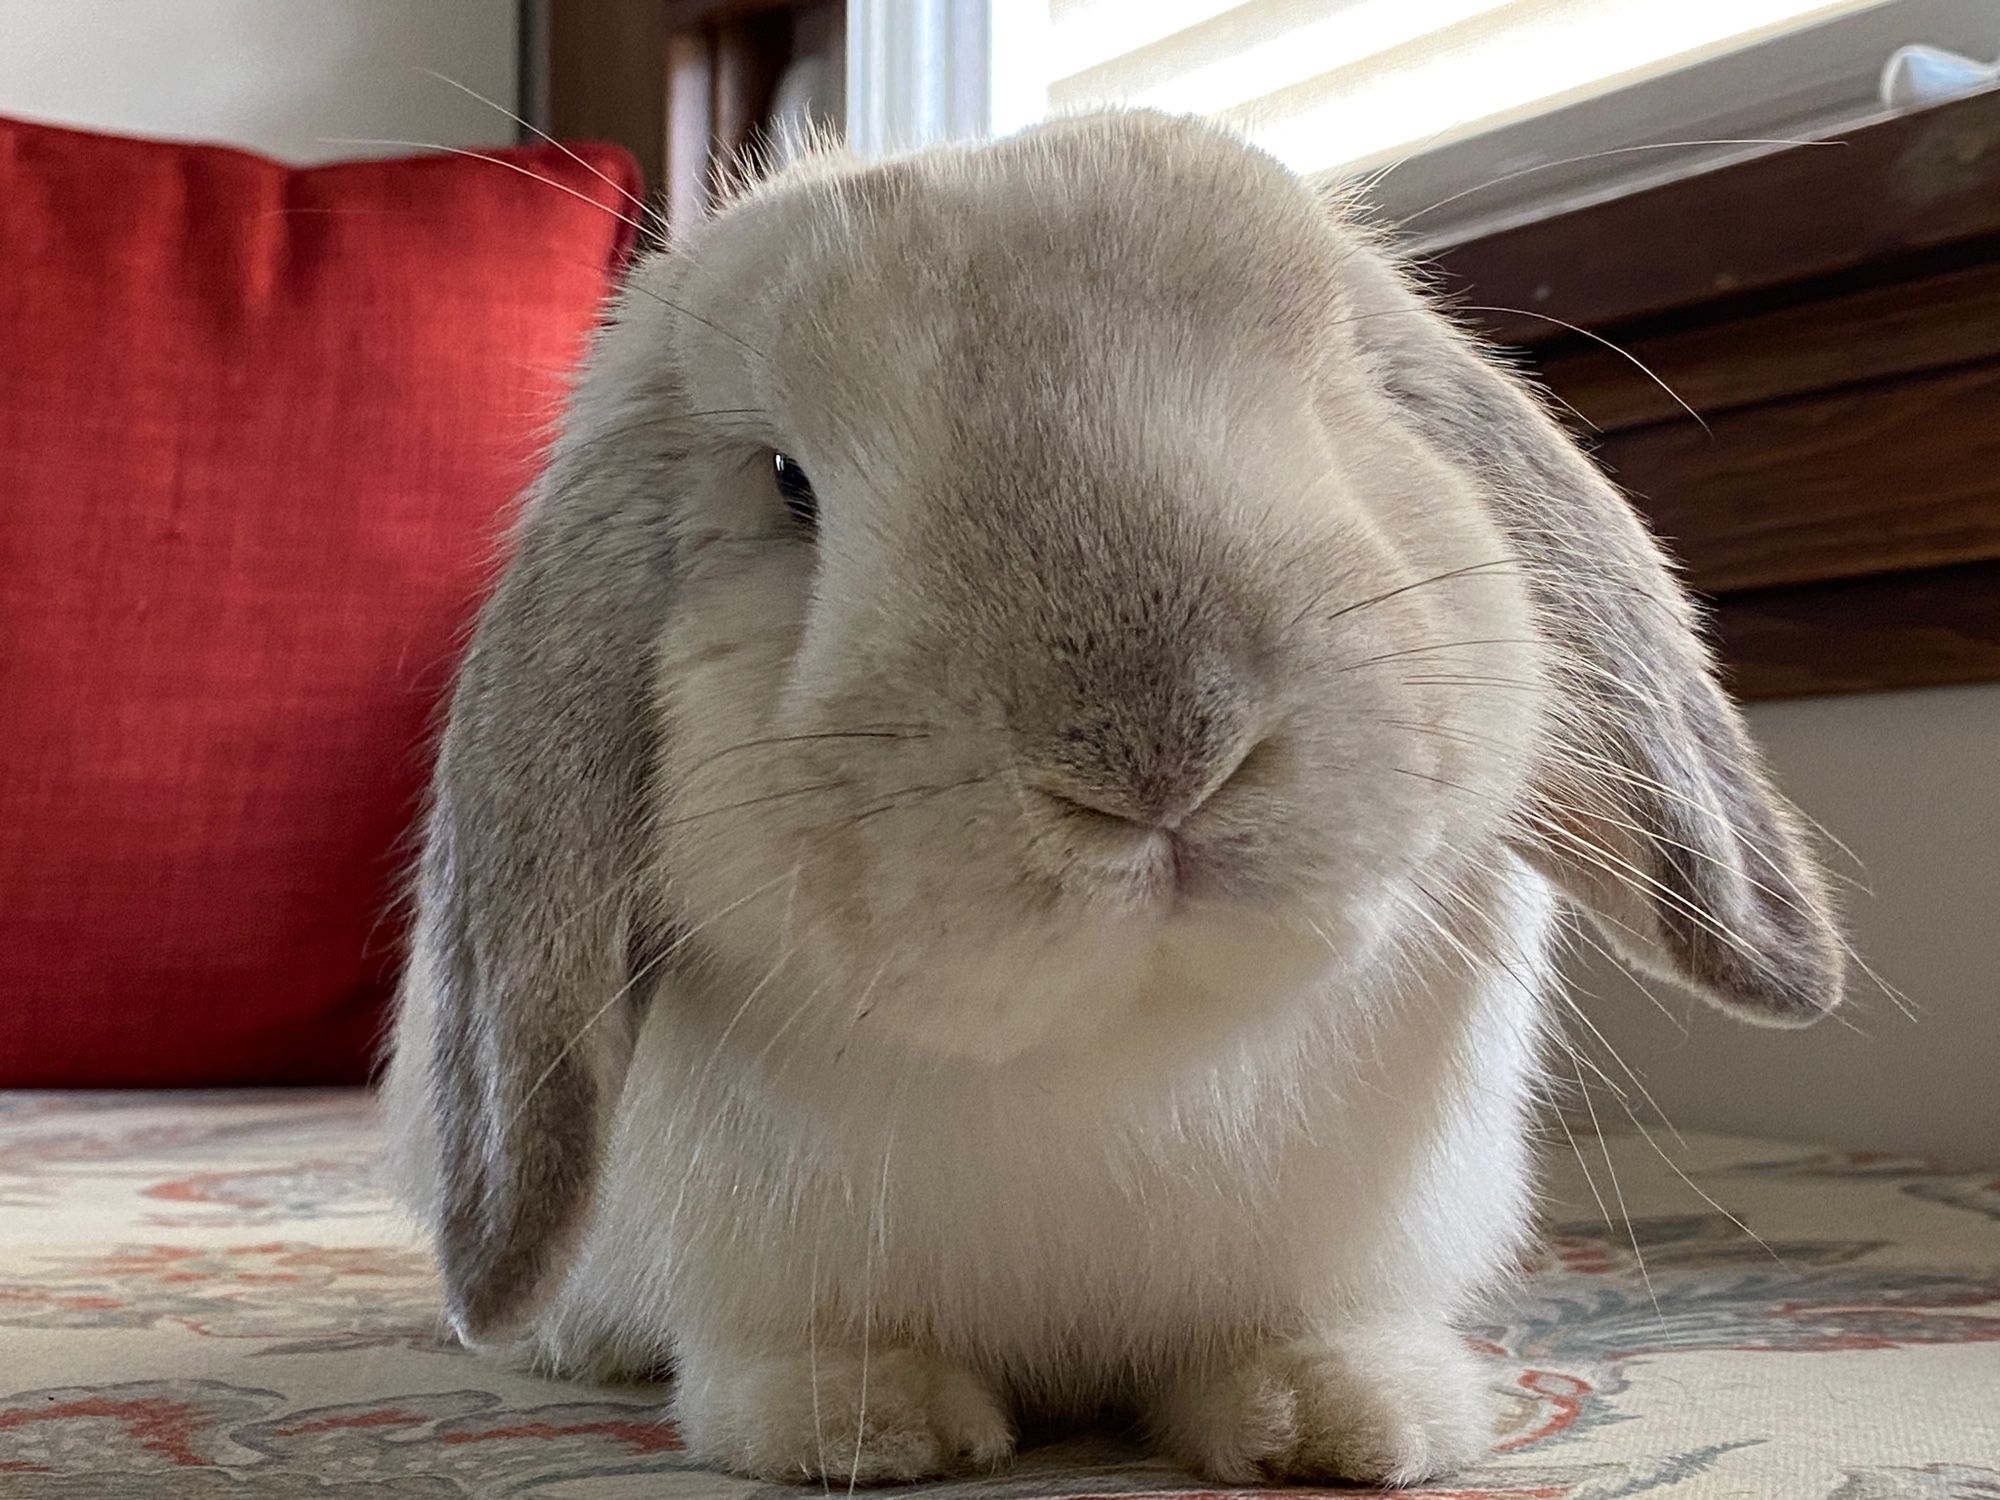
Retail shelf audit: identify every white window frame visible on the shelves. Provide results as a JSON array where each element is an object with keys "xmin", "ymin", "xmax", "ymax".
[{"xmin": 844, "ymin": 0, "xmax": 1047, "ymax": 157}]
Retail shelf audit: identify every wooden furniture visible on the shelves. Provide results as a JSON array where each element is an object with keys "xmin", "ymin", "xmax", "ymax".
[
  {"xmin": 1432, "ymin": 86, "xmax": 2000, "ymax": 699},
  {"xmin": 544, "ymin": 0, "xmax": 837, "ymax": 228}
]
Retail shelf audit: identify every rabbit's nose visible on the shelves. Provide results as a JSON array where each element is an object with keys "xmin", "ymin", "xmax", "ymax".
[
  {"xmin": 1035, "ymin": 731, "xmax": 1260, "ymax": 832},
  {"xmin": 1008, "ymin": 573, "xmax": 1271, "ymax": 833}
]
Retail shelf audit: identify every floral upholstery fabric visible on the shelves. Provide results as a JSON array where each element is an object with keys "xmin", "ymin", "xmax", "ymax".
[{"xmin": 0, "ymin": 1090, "xmax": 1995, "ymax": 1497}]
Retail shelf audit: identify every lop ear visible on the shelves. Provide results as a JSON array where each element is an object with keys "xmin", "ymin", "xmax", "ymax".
[
  {"xmin": 1344, "ymin": 248, "xmax": 1844, "ymax": 1024},
  {"xmin": 397, "ymin": 428, "xmax": 673, "ymax": 1344}
]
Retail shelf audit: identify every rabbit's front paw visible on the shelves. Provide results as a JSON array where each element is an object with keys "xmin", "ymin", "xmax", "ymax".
[
  {"xmin": 673, "ymin": 1344, "xmax": 1014, "ymax": 1484},
  {"xmin": 1156, "ymin": 1323, "xmax": 1493, "ymax": 1487}
]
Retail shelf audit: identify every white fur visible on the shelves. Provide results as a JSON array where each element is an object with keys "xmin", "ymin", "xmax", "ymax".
[
  {"xmin": 390, "ymin": 855, "xmax": 1556, "ymax": 1480},
  {"xmin": 383, "ymin": 113, "xmax": 1840, "ymax": 1487}
]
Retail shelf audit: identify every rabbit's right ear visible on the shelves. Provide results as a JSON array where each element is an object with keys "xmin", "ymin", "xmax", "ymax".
[
  {"xmin": 1337, "ymin": 244, "xmax": 1844, "ymax": 1027},
  {"xmin": 400, "ymin": 443, "xmax": 671, "ymax": 1346}
]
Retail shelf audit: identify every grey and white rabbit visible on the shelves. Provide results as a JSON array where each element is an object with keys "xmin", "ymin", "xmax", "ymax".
[{"xmin": 383, "ymin": 112, "xmax": 1843, "ymax": 1486}]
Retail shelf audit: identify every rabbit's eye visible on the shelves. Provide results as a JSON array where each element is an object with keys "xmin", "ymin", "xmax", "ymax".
[{"xmin": 773, "ymin": 453, "xmax": 817, "ymax": 530}]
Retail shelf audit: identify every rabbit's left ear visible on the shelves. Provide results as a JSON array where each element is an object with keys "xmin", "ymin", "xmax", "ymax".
[
  {"xmin": 395, "ymin": 430, "xmax": 673, "ymax": 1346},
  {"xmin": 1343, "ymin": 249, "xmax": 1844, "ymax": 1025}
]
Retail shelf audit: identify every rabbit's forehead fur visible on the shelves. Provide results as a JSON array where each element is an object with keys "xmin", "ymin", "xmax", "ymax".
[
  {"xmin": 582, "ymin": 114, "xmax": 1549, "ymax": 1065},
  {"xmin": 684, "ymin": 115, "xmax": 1350, "ymax": 426},
  {"xmin": 664, "ymin": 117, "xmax": 1385, "ymax": 602}
]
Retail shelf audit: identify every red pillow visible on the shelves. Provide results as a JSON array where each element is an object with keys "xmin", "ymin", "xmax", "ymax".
[{"xmin": 0, "ymin": 116, "xmax": 642, "ymax": 1086}]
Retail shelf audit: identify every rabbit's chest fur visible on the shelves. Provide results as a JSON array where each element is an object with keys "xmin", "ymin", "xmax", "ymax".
[{"xmin": 536, "ymin": 863, "xmax": 1556, "ymax": 1400}]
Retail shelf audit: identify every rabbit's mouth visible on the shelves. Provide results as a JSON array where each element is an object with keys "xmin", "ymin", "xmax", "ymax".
[
  {"xmin": 1016, "ymin": 722, "xmax": 1291, "ymax": 915},
  {"xmin": 1079, "ymin": 822, "xmax": 1190, "ymax": 917},
  {"xmin": 1053, "ymin": 838, "xmax": 1332, "ymax": 954},
  {"xmin": 1030, "ymin": 784, "xmax": 1253, "ymax": 920}
]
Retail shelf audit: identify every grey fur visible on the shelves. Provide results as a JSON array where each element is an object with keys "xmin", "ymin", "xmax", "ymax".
[
  {"xmin": 405, "ymin": 365, "xmax": 685, "ymax": 1340},
  {"xmin": 1340, "ymin": 253, "xmax": 1844, "ymax": 1021}
]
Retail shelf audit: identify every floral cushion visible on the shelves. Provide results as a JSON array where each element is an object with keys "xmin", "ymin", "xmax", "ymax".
[{"xmin": 1, "ymin": 1091, "xmax": 1995, "ymax": 1497}]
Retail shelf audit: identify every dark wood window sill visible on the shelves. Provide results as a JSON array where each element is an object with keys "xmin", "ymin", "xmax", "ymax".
[{"xmin": 1430, "ymin": 86, "xmax": 2000, "ymax": 699}]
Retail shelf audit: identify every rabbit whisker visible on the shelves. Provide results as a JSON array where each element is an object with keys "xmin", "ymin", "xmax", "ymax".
[
  {"xmin": 1314, "ymin": 298, "xmax": 1705, "ymax": 436},
  {"xmin": 1404, "ymin": 881, "xmax": 1600, "ymax": 1132},
  {"xmin": 1543, "ymin": 816, "xmax": 1871, "ymax": 1033},
  {"xmin": 532, "ymin": 858, "xmax": 658, "ymax": 949},
  {"xmin": 415, "ymin": 67, "xmax": 663, "ymax": 233},
  {"xmin": 1332, "ymin": 117, "xmax": 1473, "ymax": 202},
  {"xmin": 1456, "ymin": 305, "xmax": 1709, "ymax": 434},
  {"xmin": 1517, "ymin": 807, "xmax": 1788, "ymax": 979},
  {"xmin": 320, "ymin": 137, "xmax": 651, "ymax": 238},
  {"xmin": 848, "ymin": 773, "xmax": 993, "ymax": 825},
  {"xmin": 1549, "ymin": 1102, "xmax": 1618, "ymax": 1266},
  {"xmin": 1523, "ymin": 759, "xmax": 1841, "ymax": 925},
  {"xmin": 828, "ymin": 951, "xmax": 900, "ymax": 1069},
  {"xmin": 679, "ymin": 726, "xmax": 938, "ymax": 779},
  {"xmin": 1387, "ymin": 714, "xmax": 1872, "ymax": 904},
  {"xmin": 1551, "ymin": 985, "xmax": 1683, "ymax": 1148},
  {"xmin": 810, "ymin": 1232, "xmax": 832, "ymax": 1499},
  {"xmin": 1556, "ymin": 744, "xmax": 1898, "ymax": 1014},
  {"xmin": 1367, "ymin": 762, "xmax": 1795, "ymax": 992},
  {"xmin": 1401, "ymin": 674, "xmax": 1546, "ymax": 694},
  {"xmin": 1368, "ymin": 886, "xmax": 1560, "ymax": 1122},
  {"xmin": 850, "ymin": 1073, "xmax": 908, "ymax": 1497},
  {"xmin": 1394, "ymin": 137, "xmax": 1839, "ymax": 231},
  {"xmin": 658, "ymin": 779, "xmax": 859, "ymax": 832},
  {"xmin": 618, "ymin": 279, "xmax": 776, "ymax": 363},
  {"xmin": 667, "ymin": 904, "xmax": 807, "ymax": 1234},
  {"xmin": 1288, "ymin": 556, "xmax": 1523, "ymax": 634},
  {"xmin": 1522, "ymin": 808, "xmax": 1814, "ymax": 987},
  {"xmin": 499, "ymin": 864, "xmax": 799, "ymax": 1136},
  {"xmin": 748, "ymin": 971, "xmax": 833, "ymax": 1076},
  {"xmin": 1551, "ymin": 788, "xmax": 1841, "ymax": 931},
  {"xmin": 1562, "ymin": 912, "xmax": 1689, "ymax": 1035},
  {"xmin": 1569, "ymin": 1050, "xmax": 1660, "ymax": 1318},
  {"xmin": 1546, "ymin": 729, "xmax": 1807, "ymax": 862},
  {"xmin": 1336, "ymin": 637, "xmax": 1540, "ymax": 673},
  {"xmin": 693, "ymin": 531, "xmax": 824, "ymax": 549},
  {"xmin": 1604, "ymin": 1087, "xmax": 1792, "ymax": 1272},
  {"xmin": 1552, "ymin": 1012, "xmax": 1640, "ymax": 1113}
]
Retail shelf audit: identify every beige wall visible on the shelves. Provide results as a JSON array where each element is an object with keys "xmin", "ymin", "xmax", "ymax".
[
  {"xmin": 0, "ymin": 0, "xmax": 518, "ymax": 162},
  {"xmin": 1581, "ymin": 682, "xmax": 2000, "ymax": 1167}
]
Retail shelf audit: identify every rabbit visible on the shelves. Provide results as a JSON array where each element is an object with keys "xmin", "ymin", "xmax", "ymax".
[{"xmin": 381, "ymin": 110, "xmax": 1844, "ymax": 1487}]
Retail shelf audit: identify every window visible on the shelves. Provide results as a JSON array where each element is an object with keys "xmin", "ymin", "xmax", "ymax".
[
  {"xmin": 1048, "ymin": 1, "xmax": 1884, "ymax": 179},
  {"xmin": 845, "ymin": 0, "xmax": 2000, "ymax": 242}
]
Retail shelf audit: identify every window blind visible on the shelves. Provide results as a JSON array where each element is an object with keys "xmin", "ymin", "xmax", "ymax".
[{"xmin": 1047, "ymin": 0, "xmax": 1891, "ymax": 183}]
